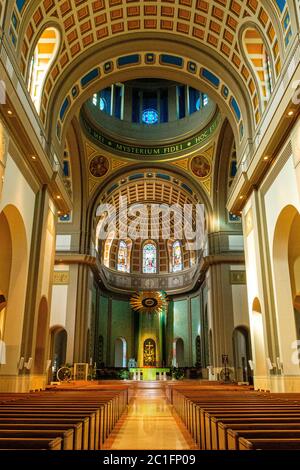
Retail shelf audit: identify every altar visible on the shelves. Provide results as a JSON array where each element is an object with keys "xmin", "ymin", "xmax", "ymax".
[{"xmin": 129, "ymin": 367, "xmax": 170, "ymax": 381}]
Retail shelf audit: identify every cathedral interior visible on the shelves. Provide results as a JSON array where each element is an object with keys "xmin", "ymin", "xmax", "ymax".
[{"xmin": 0, "ymin": 0, "xmax": 300, "ymax": 453}]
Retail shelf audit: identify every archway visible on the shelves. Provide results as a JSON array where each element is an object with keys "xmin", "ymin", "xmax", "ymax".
[
  {"xmin": 233, "ymin": 326, "xmax": 251, "ymax": 382},
  {"xmin": 252, "ymin": 298, "xmax": 267, "ymax": 376},
  {"xmin": 0, "ymin": 293, "xmax": 7, "ymax": 341},
  {"xmin": 114, "ymin": 337, "xmax": 127, "ymax": 368},
  {"xmin": 0, "ymin": 212, "xmax": 12, "ymax": 342},
  {"xmin": 0, "ymin": 205, "xmax": 27, "ymax": 373},
  {"xmin": 273, "ymin": 205, "xmax": 300, "ymax": 373},
  {"xmin": 50, "ymin": 327, "xmax": 67, "ymax": 381},
  {"xmin": 173, "ymin": 338, "xmax": 184, "ymax": 367},
  {"xmin": 34, "ymin": 296, "xmax": 48, "ymax": 374}
]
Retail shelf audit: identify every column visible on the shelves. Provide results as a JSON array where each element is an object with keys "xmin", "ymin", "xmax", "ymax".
[{"xmin": 168, "ymin": 86, "xmax": 177, "ymax": 122}]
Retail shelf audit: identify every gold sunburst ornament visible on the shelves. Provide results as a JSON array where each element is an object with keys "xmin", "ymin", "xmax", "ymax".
[{"xmin": 130, "ymin": 291, "xmax": 168, "ymax": 315}]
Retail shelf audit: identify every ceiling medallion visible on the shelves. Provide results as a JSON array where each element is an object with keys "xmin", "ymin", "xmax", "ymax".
[
  {"xmin": 191, "ymin": 155, "xmax": 211, "ymax": 179},
  {"xmin": 89, "ymin": 155, "xmax": 109, "ymax": 178},
  {"xmin": 130, "ymin": 291, "xmax": 168, "ymax": 315}
]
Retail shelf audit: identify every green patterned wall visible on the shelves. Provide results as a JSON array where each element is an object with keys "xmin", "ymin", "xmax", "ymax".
[
  {"xmin": 110, "ymin": 299, "xmax": 134, "ymax": 366},
  {"xmin": 98, "ymin": 295, "xmax": 108, "ymax": 365},
  {"xmin": 191, "ymin": 296, "xmax": 201, "ymax": 366},
  {"xmin": 173, "ymin": 299, "xmax": 189, "ymax": 366}
]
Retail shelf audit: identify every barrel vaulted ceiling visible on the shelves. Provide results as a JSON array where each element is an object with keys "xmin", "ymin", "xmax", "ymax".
[{"xmin": 2, "ymin": 0, "xmax": 294, "ymax": 150}]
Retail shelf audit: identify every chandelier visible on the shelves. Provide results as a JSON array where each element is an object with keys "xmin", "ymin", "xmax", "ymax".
[{"xmin": 130, "ymin": 291, "xmax": 168, "ymax": 315}]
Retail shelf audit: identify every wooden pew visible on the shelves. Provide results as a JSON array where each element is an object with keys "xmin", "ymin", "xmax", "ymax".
[
  {"xmin": 228, "ymin": 429, "xmax": 300, "ymax": 450},
  {"xmin": 239, "ymin": 437, "xmax": 300, "ymax": 450},
  {"xmin": 204, "ymin": 409, "xmax": 300, "ymax": 450},
  {"xmin": 0, "ymin": 423, "xmax": 82, "ymax": 449},
  {"xmin": 0, "ymin": 429, "xmax": 73, "ymax": 450},
  {"xmin": 216, "ymin": 417, "xmax": 300, "ymax": 450},
  {"xmin": 0, "ymin": 417, "xmax": 87, "ymax": 450},
  {"xmin": 0, "ymin": 386, "xmax": 129, "ymax": 451},
  {"xmin": 0, "ymin": 411, "xmax": 96, "ymax": 450},
  {"xmin": 0, "ymin": 437, "xmax": 62, "ymax": 450}
]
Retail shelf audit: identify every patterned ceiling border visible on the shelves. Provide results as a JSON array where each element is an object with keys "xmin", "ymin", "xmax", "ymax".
[{"xmin": 80, "ymin": 108, "xmax": 221, "ymax": 161}]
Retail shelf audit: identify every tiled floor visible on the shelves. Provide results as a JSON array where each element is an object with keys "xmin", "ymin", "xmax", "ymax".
[{"xmin": 106, "ymin": 387, "xmax": 194, "ymax": 450}]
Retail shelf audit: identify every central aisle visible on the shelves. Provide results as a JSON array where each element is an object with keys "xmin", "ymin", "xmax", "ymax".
[{"xmin": 106, "ymin": 384, "xmax": 193, "ymax": 450}]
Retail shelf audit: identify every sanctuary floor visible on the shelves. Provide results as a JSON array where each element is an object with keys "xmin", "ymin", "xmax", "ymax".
[{"xmin": 105, "ymin": 385, "xmax": 194, "ymax": 450}]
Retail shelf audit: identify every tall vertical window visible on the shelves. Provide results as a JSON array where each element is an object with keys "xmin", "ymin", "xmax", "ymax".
[
  {"xmin": 93, "ymin": 93, "xmax": 98, "ymax": 106},
  {"xmin": 243, "ymin": 28, "xmax": 273, "ymax": 108},
  {"xmin": 92, "ymin": 94, "xmax": 98, "ymax": 106},
  {"xmin": 264, "ymin": 52, "xmax": 273, "ymax": 97},
  {"xmin": 117, "ymin": 240, "xmax": 129, "ymax": 273},
  {"xmin": 172, "ymin": 240, "xmax": 183, "ymax": 272},
  {"xmin": 28, "ymin": 27, "xmax": 60, "ymax": 112},
  {"xmin": 143, "ymin": 242, "xmax": 157, "ymax": 274}
]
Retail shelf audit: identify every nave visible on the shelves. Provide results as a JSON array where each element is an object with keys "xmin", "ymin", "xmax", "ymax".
[
  {"xmin": 105, "ymin": 384, "xmax": 194, "ymax": 450},
  {"xmin": 0, "ymin": 380, "xmax": 300, "ymax": 450}
]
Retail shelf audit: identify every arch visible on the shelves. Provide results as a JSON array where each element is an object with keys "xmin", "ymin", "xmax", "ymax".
[
  {"xmin": 34, "ymin": 296, "xmax": 48, "ymax": 374},
  {"xmin": 241, "ymin": 25, "xmax": 274, "ymax": 116},
  {"xmin": 27, "ymin": 26, "xmax": 60, "ymax": 112},
  {"xmin": 0, "ymin": 293, "xmax": 6, "ymax": 341},
  {"xmin": 173, "ymin": 337, "xmax": 184, "ymax": 367},
  {"xmin": 49, "ymin": 326, "xmax": 67, "ymax": 381},
  {"xmin": 142, "ymin": 241, "xmax": 157, "ymax": 274},
  {"xmin": 114, "ymin": 337, "xmax": 127, "ymax": 368},
  {"xmin": 0, "ymin": 205, "xmax": 28, "ymax": 371},
  {"xmin": 0, "ymin": 211, "xmax": 12, "ymax": 301},
  {"xmin": 272, "ymin": 205, "xmax": 300, "ymax": 371},
  {"xmin": 232, "ymin": 326, "xmax": 252, "ymax": 383},
  {"xmin": 0, "ymin": 210, "xmax": 11, "ymax": 342},
  {"xmin": 251, "ymin": 297, "xmax": 267, "ymax": 376}
]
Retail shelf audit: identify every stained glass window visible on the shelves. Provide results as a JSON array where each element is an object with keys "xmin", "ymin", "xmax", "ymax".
[
  {"xmin": 99, "ymin": 97, "xmax": 105, "ymax": 111},
  {"xmin": 143, "ymin": 242, "xmax": 157, "ymax": 274},
  {"xmin": 172, "ymin": 241, "xmax": 183, "ymax": 272},
  {"xmin": 142, "ymin": 109, "xmax": 159, "ymax": 125},
  {"xmin": 117, "ymin": 240, "xmax": 129, "ymax": 272}
]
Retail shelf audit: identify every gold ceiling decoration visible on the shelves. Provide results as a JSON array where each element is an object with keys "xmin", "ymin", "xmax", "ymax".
[{"xmin": 130, "ymin": 291, "xmax": 168, "ymax": 315}]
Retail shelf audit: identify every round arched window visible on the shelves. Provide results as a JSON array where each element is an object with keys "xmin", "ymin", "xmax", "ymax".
[{"xmin": 142, "ymin": 109, "xmax": 159, "ymax": 125}]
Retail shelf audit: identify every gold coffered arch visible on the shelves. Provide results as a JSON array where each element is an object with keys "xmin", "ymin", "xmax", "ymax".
[
  {"xmin": 14, "ymin": 0, "xmax": 285, "ymax": 115},
  {"xmin": 6, "ymin": 0, "xmax": 292, "ymax": 158}
]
